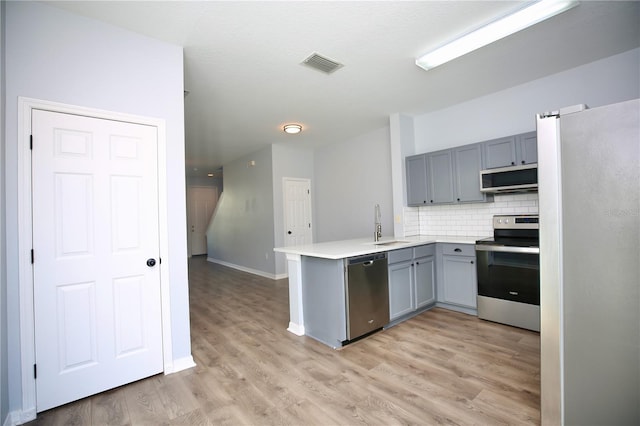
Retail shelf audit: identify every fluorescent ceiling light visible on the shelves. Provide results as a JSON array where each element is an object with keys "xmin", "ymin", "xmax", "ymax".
[{"xmin": 416, "ymin": 0, "xmax": 579, "ymax": 71}]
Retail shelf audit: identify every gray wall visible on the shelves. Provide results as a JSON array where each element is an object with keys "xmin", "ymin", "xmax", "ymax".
[
  {"xmin": 314, "ymin": 126, "xmax": 393, "ymax": 242},
  {"xmin": 413, "ymin": 48, "xmax": 640, "ymax": 153},
  {"xmin": 4, "ymin": 1, "xmax": 191, "ymax": 417},
  {"xmin": 208, "ymin": 146, "xmax": 276, "ymax": 275},
  {"xmin": 0, "ymin": 1, "xmax": 8, "ymax": 424}
]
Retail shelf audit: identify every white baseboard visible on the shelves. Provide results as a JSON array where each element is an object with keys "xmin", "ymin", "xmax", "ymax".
[
  {"xmin": 164, "ymin": 355, "xmax": 196, "ymax": 374},
  {"xmin": 6, "ymin": 407, "xmax": 35, "ymax": 426},
  {"xmin": 287, "ymin": 322, "xmax": 305, "ymax": 336},
  {"xmin": 207, "ymin": 257, "xmax": 286, "ymax": 280}
]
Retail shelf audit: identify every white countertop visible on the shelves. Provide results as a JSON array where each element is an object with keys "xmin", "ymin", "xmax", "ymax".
[{"xmin": 274, "ymin": 235, "xmax": 484, "ymax": 260}]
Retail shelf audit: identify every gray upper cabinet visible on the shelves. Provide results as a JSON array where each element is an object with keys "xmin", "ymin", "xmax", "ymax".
[
  {"xmin": 516, "ymin": 131, "xmax": 537, "ymax": 165},
  {"xmin": 483, "ymin": 136, "xmax": 517, "ymax": 168},
  {"xmin": 483, "ymin": 132, "xmax": 538, "ymax": 169},
  {"xmin": 427, "ymin": 150, "xmax": 455, "ymax": 204},
  {"xmin": 453, "ymin": 143, "xmax": 487, "ymax": 203},
  {"xmin": 406, "ymin": 154, "xmax": 429, "ymax": 206},
  {"xmin": 407, "ymin": 131, "xmax": 535, "ymax": 206}
]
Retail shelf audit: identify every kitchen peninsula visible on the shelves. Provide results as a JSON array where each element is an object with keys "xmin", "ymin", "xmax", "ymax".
[{"xmin": 274, "ymin": 235, "xmax": 481, "ymax": 348}]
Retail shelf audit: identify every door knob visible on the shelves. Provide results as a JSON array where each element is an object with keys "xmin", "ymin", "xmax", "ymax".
[{"xmin": 146, "ymin": 258, "xmax": 156, "ymax": 267}]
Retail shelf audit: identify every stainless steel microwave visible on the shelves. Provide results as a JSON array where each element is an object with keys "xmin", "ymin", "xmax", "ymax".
[{"xmin": 480, "ymin": 164, "xmax": 537, "ymax": 193}]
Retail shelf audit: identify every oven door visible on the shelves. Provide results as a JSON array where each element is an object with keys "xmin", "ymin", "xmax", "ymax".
[{"xmin": 475, "ymin": 245, "xmax": 540, "ymax": 305}]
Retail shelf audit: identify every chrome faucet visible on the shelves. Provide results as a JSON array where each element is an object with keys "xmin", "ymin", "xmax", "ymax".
[{"xmin": 374, "ymin": 204, "xmax": 382, "ymax": 242}]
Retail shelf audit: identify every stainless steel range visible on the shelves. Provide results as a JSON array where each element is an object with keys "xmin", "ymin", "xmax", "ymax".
[{"xmin": 475, "ymin": 215, "xmax": 540, "ymax": 332}]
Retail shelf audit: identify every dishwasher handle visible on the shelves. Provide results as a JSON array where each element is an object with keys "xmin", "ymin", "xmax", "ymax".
[{"xmin": 347, "ymin": 252, "xmax": 387, "ymax": 265}]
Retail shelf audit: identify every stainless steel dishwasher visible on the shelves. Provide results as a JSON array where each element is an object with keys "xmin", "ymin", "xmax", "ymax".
[{"xmin": 345, "ymin": 253, "xmax": 390, "ymax": 341}]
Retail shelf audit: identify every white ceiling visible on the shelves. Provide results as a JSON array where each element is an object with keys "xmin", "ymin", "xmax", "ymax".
[{"xmin": 47, "ymin": 1, "xmax": 640, "ymax": 177}]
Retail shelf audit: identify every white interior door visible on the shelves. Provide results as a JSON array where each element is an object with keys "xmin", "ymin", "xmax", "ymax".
[
  {"xmin": 283, "ymin": 178, "xmax": 312, "ymax": 246},
  {"xmin": 187, "ymin": 186, "xmax": 218, "ymax": 256},
  {"xmin": 32, "ymin": 109, "xmax": 163, "ymax": 411}
]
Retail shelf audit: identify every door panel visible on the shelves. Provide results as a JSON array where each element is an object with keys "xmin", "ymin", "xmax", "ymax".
[
  {"xmin": 283, "ymin": 179, "xmax": 312, "ymax": 246},
  {"xmin": 32, "ymin": 109, "xmax": 163, "ymax": 412}
]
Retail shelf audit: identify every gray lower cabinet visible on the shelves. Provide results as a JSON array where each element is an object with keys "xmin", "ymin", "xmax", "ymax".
[
  {"xmin": 437, "ymin": 243, "xmax": 477, "ymax": 314},
  {"xmin": 414, "ymin": 254, "xmax": 435, "ymax": 308},
  {"xmin": 388, "ymin": 245, "xmax": 436, "ymax": 321},
  {"xmin": 301, "ymin": 256, "xmax": 347, "ymax": 348}
]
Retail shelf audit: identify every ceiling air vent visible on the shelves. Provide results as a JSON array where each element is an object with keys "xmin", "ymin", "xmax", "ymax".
[{"xmin": 301, "ymin": 52, "xmax": 343, "ymax": 74}]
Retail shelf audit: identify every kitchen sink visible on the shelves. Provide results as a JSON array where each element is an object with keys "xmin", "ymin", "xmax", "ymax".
[{"xmin": 370, "ymin": 240, "xmax": 410, "ymax": 246}]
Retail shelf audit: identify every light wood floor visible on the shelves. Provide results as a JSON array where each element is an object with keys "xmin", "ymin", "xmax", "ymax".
[{"xmin": 30, "ymin": 255, "xmax": 540, "ymax": 425}]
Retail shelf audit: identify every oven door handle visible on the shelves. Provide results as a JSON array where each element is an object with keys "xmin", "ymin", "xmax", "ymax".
[{"xmin": 475, "ymin": 245, "xmax": 539, "ymax": 254}]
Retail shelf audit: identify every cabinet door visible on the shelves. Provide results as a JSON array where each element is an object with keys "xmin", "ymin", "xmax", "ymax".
[
  {"xmin": 442, "ymin": 255, "xmax": 477, "ymax": 308},
  {"xmin": 414, "ymin": 255, "xmax": 435, "ymax": 308},
  {"xmin": 453, "ymin": 143, "xmax": 485, "ymax": 203},
  {"xmin": 484, "ymin": 136, "xmax": 517, "ymax": 169},
  {"xmin": 388, "ymin": 261, "xmax": 415, "ymax": 320},
  {"xmin": 427, "ymin": 150, "xmax": 455, "ymax": 204},
  {"xmin": 516, "ymin": 131, "xmax": 537, "ymax": 165},
  {"xmin": 406, "ymin": 154, "xmax": 428, "ymax": 206}
]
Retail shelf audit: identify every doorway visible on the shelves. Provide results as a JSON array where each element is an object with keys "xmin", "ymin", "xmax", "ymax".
[{"xmin": 187, "ymin": 186, "xmax": 219, "ymax": 256}]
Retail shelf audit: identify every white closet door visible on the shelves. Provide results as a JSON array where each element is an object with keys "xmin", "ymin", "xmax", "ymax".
[{"xmin": 32, "ymin": 109, "xmax": 163, "ymax": 411}]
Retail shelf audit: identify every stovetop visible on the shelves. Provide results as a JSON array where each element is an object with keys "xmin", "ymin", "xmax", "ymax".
[
  {"xmin": 475, "ymin": 236, "xmax": 539, "ymax": 248},
  {"xmin": 476, "ymin": 214, "xmax": 540, "ymax": 248}
]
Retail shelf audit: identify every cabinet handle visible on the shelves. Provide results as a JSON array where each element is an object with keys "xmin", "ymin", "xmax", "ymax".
[
  {"xmin": 454, "ymin": 248, "xmax": 462, "ymax": 252},
  {"xmin": 521, "ymin": 160, "xmax": 525, "ymax": 164},
  {"xmin": 457, "ymin": 198, "xmax": 460, "ymax": 202},
  {"xmin": 511, "ymin": 161, "xmax": 515, "ymax": 165},
  {"xmin": 430, "ymin": 200, "xmax": 433, "ymax": 203},
  {"xmin": 471, "ymin": 261, "xmax": 474, "ymax": 264}
]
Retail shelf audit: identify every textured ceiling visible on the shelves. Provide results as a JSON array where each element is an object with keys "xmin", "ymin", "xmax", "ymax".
[{"xmin": 46, "ymin": 1, "xmax": 640, "ymax": 176}]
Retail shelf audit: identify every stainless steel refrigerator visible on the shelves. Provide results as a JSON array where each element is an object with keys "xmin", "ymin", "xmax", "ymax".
[{"xmin": 537, "ymin": 99, "xmax": 639, "ymax": 425}]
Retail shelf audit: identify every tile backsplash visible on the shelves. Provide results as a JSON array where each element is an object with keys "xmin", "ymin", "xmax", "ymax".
[{"xmin": 404, "ymin": 192, "xmax": 538, "ymax": 238}]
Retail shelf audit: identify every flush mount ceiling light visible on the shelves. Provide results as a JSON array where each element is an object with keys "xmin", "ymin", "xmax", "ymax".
[
  {"xmin": 283, "ymin": 124, "xmax": 302, "ymax": 134},
  {"xmin": 415, "ymin": 0, "xmax": 579, "ymax": 71}
]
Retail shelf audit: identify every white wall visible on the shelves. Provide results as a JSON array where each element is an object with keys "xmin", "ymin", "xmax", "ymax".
[
  {"xmin": 389, "ymin": 113, "xmax": 415, "ymax": 238},
  {"xmin": 207, "ymin": 146, "xmax": 276, "ymax": 276},
  {"xmin": 4, "ymin": 1, "xmax": 191, "ymax": 417},
  {"xmin": 314, "ymin": 126, "xmax": 394, "ymax": 242},
  {"xmin": 272, "ymin": 144, "xmax": 314, "ymax": 276}
]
